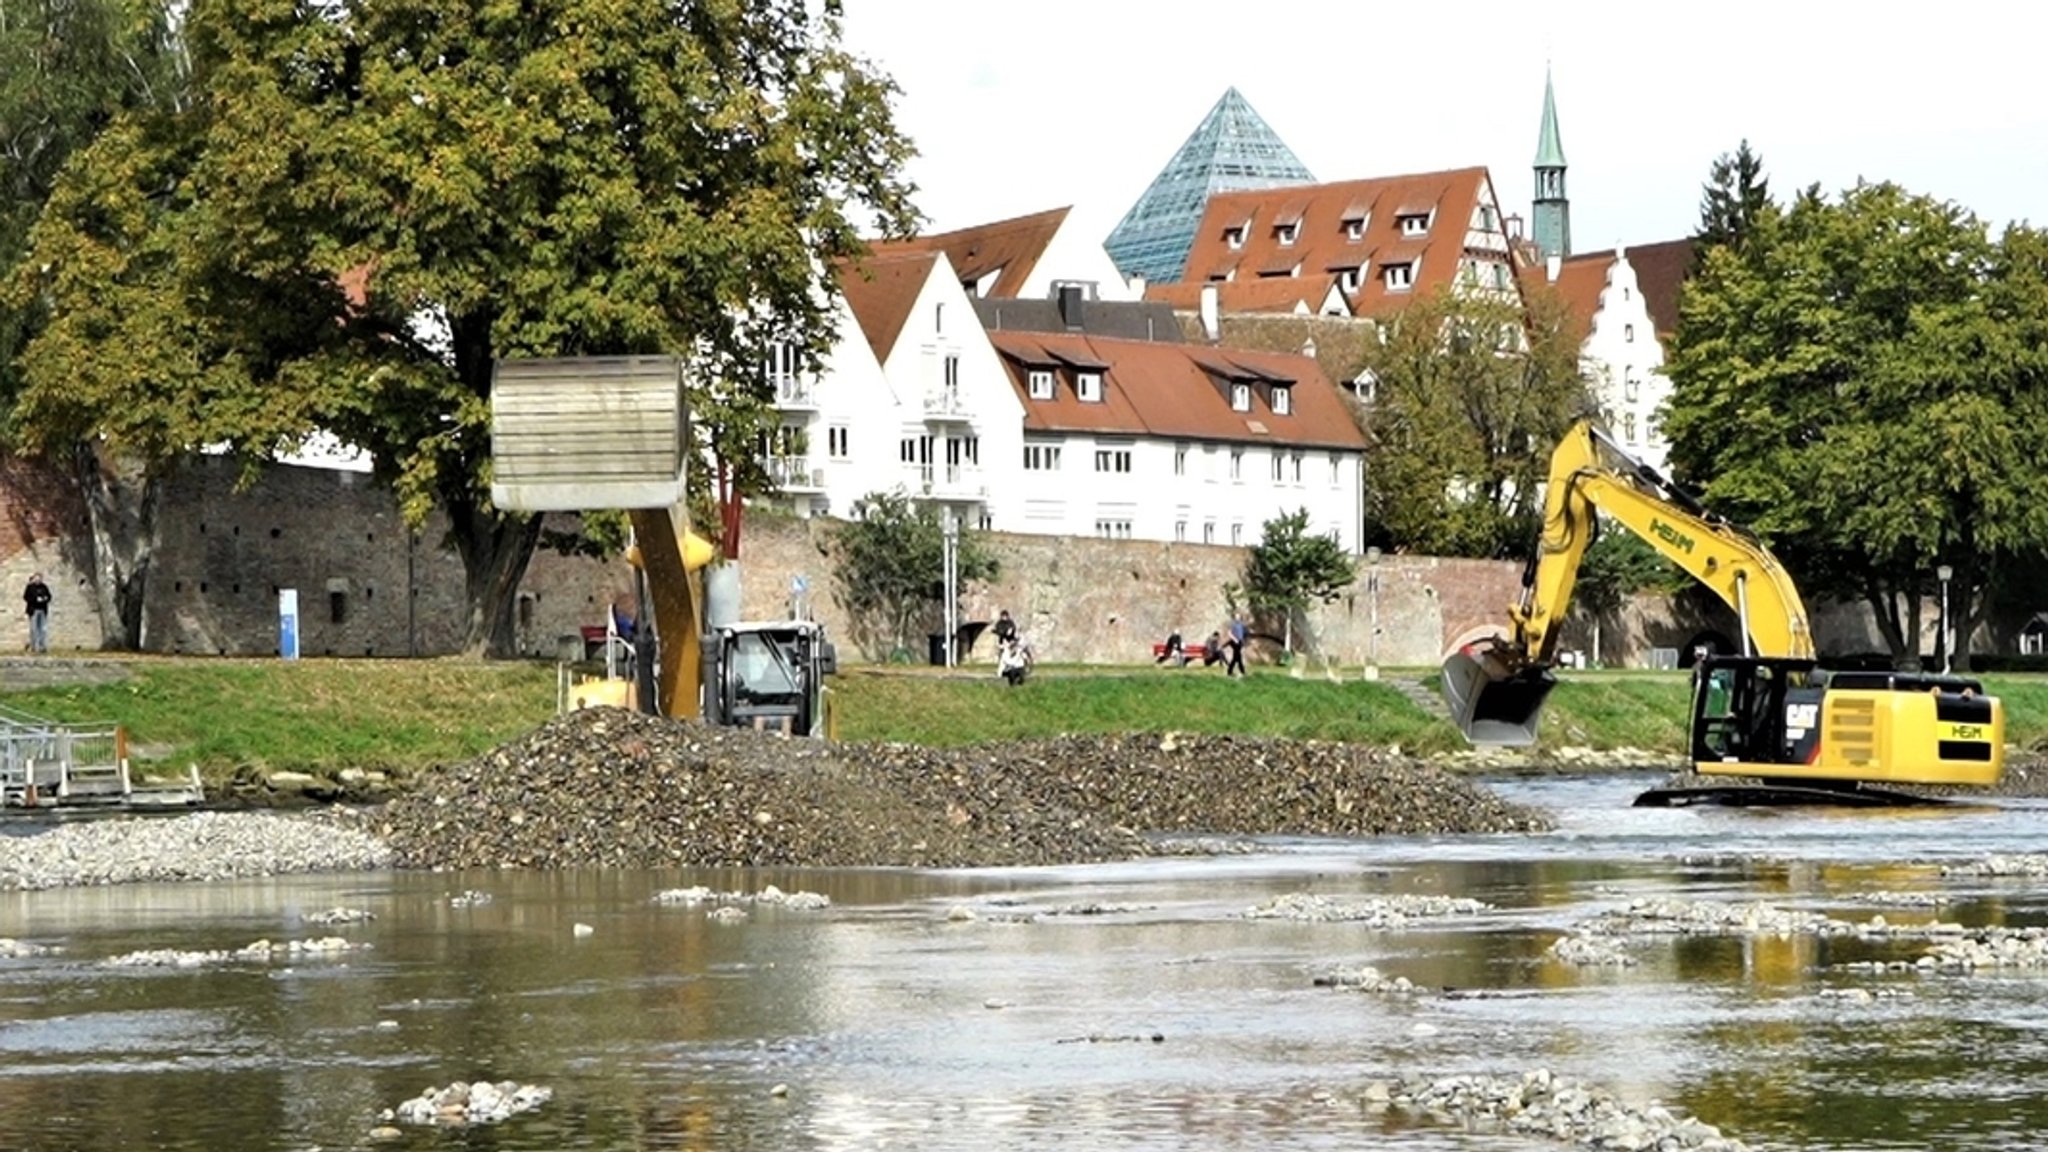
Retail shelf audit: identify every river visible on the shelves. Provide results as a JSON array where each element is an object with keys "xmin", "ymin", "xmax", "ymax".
[{"xmin": 4, "ymin": 774, "xmax": 2047, "ymax": 1151}]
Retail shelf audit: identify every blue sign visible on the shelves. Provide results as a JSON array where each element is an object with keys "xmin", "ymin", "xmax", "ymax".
[{"xmin": 279, "ymin": 589, "xmax": 300, "ymax": 660}]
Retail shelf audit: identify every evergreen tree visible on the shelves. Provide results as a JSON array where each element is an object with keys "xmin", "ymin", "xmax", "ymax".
[{"xmin": 1697, "ymin": 139, "xmax": 1774, "ymax": 253}]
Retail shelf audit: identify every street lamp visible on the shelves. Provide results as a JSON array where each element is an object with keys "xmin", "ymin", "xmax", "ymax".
[
  {"xmin": 1937, "ymin": 563, "xmax": 1954, "ymax": 675},
  {"xmin": 1365, "ymin": 546, "xmax": 1382, "ymax": 681}
]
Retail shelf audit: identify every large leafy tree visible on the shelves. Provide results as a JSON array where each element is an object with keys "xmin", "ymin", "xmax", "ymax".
[
  {"xmin": 1354, "ymin": 284, "xmax": 1593, "ymax": 557},
  {"xmin": 832, "ymin": 491, "xmax": 998, "ymax": 661},
  {"xmin": 1696, "ymin": 139, "xmax": 1773, "ymax": 254},
  {"xmin": 15, "ymin": 0, "xmax": 918, "ymax": 654},
  {"xmin": 1664, "ymin": 181, "xmax": 2048, "ymax": 668}
]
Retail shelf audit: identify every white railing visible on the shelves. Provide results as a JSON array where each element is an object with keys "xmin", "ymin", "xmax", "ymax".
[
  {"xmin": 923, "ymin": 388, "xmax": 970, "ymax": 418},
  {"xmin": 765, "ymin": 456, "xmax": 824, "ymax": 490},
  {"xmin": 906, "ymin": 463, "xmax": 987, "ymax": 498},
  {"xmin": 773, "ymin": 377, "xmax": 818, "ymax": 408}
]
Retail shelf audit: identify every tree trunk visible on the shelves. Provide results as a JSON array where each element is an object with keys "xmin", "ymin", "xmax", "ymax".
[
  {"xmin": 1864, "ymin": 582, "xmax": 1914, "ymax": 669},
  {"xmin": 447, "ymin": 495, "xmax": 543, "ymax": 658},
  {"xmin": 70, "ymin": 441, "xmax": 159, "ymax": 650}
]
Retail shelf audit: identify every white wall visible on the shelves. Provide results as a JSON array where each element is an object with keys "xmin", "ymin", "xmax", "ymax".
[
  {"xmin": 1015, "ymin": 214, "xmax": 1141, "ymax": 302},
  {"xmin": 772, "ymin": 293, "xmax": 900, "ymax": 519},
  {"xmin": 1580, "ymin": 250, "xmax": 1673, "ymax": 473}
]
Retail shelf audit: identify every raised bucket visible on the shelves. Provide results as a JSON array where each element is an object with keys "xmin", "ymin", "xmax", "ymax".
[{"xmin": 1440, "ymin": 651, "xmax": 1557, "ymax": 747}]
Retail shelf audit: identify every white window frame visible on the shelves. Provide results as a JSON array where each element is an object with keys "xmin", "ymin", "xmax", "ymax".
[
  {"xmin": 1093, "ymin": 447, "xmax": 1132, "ymax": 474},
  {"xmin": 1202, "ymin": 521, "xmax": 1216, "ymax": 544},
  {"xmin": 1624, "ymin": 368, "xmax": 1640, "ymax": 403},
  {"xmin": 1077, "ymin": 372, "xmax": 1103, "ymax": 403},
  {"xmin": 1270, "ymin": 454, "xmax": 1284, "ymax": 482},
  {"xmin": 1028, "ymin": 369, "xmax": 1054, "ymax": 399},
  {"xmin": 1291, "ymin": 451, "xmax": 1304, "ymax": 483},
  {"xmin": 1625, "ymin": 323, "xmax": 1636, "ymax": 343},
  {"xmin": 1276, "ymin": 222, "xmax": 1298, "ymax": 246},
  {"xmin": 827, "ymin": 425, "xmax": 850, "ymax": 460},
  {"xmin": 1174, "ymin": 520, "xmax": 1187, "ymax": 542},
  {"xmin": 1023, "ymin": 442, "xmax": 1062, "ymax": 471},
  {"xmin": 1095, "ymin": 519, "xmax": 1133, "ymax": 540},
  {"xmin": 1398, "ymin": 212, "xmax": 1431, "ymax": 237},
  {"xmin": 1344, "ymin": 217, "xmax": 1365, "ymax": 241},
  {"xmin": 1272, "ymin": 386, "xmax": 1292, "ymax": 415},
  {"xmin": 1225, "ymin": 226, "xmax": 1245, "ymax": 249},
  {"xmin": 1229, "ymin": 449, "xmax": 1244, "ymax": 481},
  {"xmin": 1174, "ymin": 445, "xmax": 1188, "ymax": 476},
  {"xmin": 1338, "ymin": 267, "xmax": 1360, "ymax": 293},
  {"xmin": 943, "ymin": 354, "xmax": 959, "ymax": 389},
  {"xmin": 1230, "ymin": 382, "xmax": 1251, "ymax": 412},
  {"xmin": 1385, "ymin": 262, "xmax": 1414, "ymax": 291},
  {"xmin": 1230, "ymin": 522, "xmax": 1243, "ymax": 545},
  {"xmin": 1328, "ymin": 452, "xmax": 1341, "ymax": 486}
]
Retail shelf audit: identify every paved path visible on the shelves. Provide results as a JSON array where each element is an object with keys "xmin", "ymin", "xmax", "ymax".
[{"xmin": 0, "ymin": 657, "xmax": 133, "ymax": 692}]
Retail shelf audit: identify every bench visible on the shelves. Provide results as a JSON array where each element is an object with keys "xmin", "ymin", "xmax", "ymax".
[{"xmin": 1153, "ymin": 642, "xmax": 1210, "ymax": 666}]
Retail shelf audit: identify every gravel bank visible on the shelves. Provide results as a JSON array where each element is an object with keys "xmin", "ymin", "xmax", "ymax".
[
  {"xmin": 376, "ymin": 708, "xmax": 1553, "ymax": 870},
  {"xmin": 0, "ymin": 810, "xmax": 391, "ymax": 891}
]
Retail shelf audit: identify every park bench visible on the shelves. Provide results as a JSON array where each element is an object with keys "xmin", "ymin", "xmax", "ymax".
[{"xmin": 1152, "ymin": 642, "xmax": 1210, "ymax": 666}]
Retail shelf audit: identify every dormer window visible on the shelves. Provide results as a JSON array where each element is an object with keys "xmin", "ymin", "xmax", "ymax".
[
  {"xmin": 1271, "ymin": 386, "xmax": 1292, "ymax": 416},
  {"xmin": 1384, "ymin": 262, "xmax": 1415, "ymax": 291},
  {"xmin": 1027, "ymin": 369, "xmax": 1054, "ymax": 399},
  {"xmin": 1337, "ymin": 266, "xmax": 1361, "ymax": 293},
  {"xmin": 1397, "ymin": 212, "xmax": 1431, "ymax": 237},
  {"xmin": 1276, "ymin": 222, "xmax": 1298, "ymax": 246},
  {"xmin": 1230, "ymin": 382, "xmax": 1251, "ymax": 412},
  {"xmin": 1224, "ymin": 226, "xmax": 1245, "ymax": 249},
  {"xmin": 1077, "ymin": 371, "xmax": 1103, "ymax": 403},
  {"xmin": 1344, "ymin": 217, "xmax": 1366, "ymax": 241}
]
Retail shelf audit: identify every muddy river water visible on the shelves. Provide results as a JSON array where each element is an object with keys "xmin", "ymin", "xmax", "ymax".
[{"xmin": 5, "ymin": 775, "xmax": 2048, "ymax": 1151}]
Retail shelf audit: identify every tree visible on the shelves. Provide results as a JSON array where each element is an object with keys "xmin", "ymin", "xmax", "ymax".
[
  {"xmin": 1354, "ymin": 284, "xmax": 1594, "ymax": 557},
  {"xmin": 1573, "ymin": 528, "xmax": 1680, "ymax": 665},
  {"xmin": 832, "ymin": 492, "xmax": 998, "ymax": 661},
  {"xmin": 14, "ymin": 0, "xmax": 918, "ymax": 654},
  {"xmin": 1239, "ymin": 507, "xmax": 1355, "ymax": 657},
  {"xmin": 1696, "ymin": 139, "xmax": 1774, "ymax": 254},
  {"xmin": 1665, "ymin": 181, "xmax": 2048, "ymax": 669},
  {"xmin": 0, "ymin": 0, "xmax": 188, "ymax": 646}
]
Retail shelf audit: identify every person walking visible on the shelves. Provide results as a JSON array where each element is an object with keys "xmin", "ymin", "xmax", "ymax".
[
  {"xmin": 993, "ymin": 609, "xmax": 1017, "ymax": 647},
  {"xmin": 22, "ymin": 572, "xmax": 50, "ymax": 654},
  {"xmin": 1225, "ymin": 614, "xmax": 1248, "ymax": 677}
]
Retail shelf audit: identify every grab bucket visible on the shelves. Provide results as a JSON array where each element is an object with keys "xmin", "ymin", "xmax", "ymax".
[{"xmin": 1440, "ymin": 650, "xmax": 1556, "ymax": 747}]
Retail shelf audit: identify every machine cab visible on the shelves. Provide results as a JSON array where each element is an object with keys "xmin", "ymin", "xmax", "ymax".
[
  {"xmin": 1689, "ymin": 656, "xmax": 1827, "ymax": 770},
  {"xmin": 706, "ymin": 622, "xmax": 837, "ymax": 738}
]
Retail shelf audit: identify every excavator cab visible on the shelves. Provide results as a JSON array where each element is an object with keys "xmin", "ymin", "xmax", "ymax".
[{"xmin": 1441, "ymin": 640, "xmax": 1557, "ymax": 747}]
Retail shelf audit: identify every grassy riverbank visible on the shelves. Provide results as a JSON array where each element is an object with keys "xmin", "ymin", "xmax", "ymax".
[{"xmin": 1, "ymin": 656, "xmax": 2042, "ymax": 781}]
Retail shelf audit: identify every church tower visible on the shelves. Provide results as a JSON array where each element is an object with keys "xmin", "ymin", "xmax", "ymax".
[{"xmin": 1532, "ymin": 66, "xmax": 1571, "ymax": 261}]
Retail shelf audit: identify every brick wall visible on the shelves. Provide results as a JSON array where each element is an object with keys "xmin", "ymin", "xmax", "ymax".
[{"xmin": 0, "ymin": 453, "xmax": 1981, "ymax": 667}]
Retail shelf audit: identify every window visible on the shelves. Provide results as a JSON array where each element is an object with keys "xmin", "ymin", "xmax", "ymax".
[
  {"xmin": 1328, "ymin": 452, "xmax": 1341, "ymax": 485},
  {"xmin": 1095, "ymin": 519, "xmax": 1133, "ymax": 540},
  {"xmin": 1272, "ymin": 386, "xmax": 1292, "ymax": 415},
  {"xmin": 1623, "ymin": 286, "xmax": 1632, "ymax": 302},
  {"xmin": 1624, "ymin": 413, "xmax": 1638, "ymax": 443},
  {"xmin": 1028, "ymin": 369, "xmax": 1054, "ymax": 399},
  {"xmin": 1174, "ymin": 520, "xmax": 1187, "ymax": 542},
  {"xmin": 1625, "ymin": 323, "xmax": 1636, "ymax": 343},
  {"xmin": 1230, "ymin": 522, "xmax": 1243, "ymax": 545},
  {"xmin": 1077, "ymin": 372, "xmax": 1103, "ymax": 402},
  {"xmin": 1024, "ymin": 442, "xmax": 1063, "ymax": 471},
  {"xmin": 1291, "ymin": 451, "xmax": 1304, "ymax": 483},
  {"xmin": 1624, "ymin": 368, "xmax": 1640, "ymax": 403},
  {"xmin": 1344, "ymin": 217, "xmax": 1365, "ymax": 241},
  {"xmin": 1271, "ymin": 454, "xmax": 1284, "ymax": 482},
  {"xmin": 1094, "ymin": 447, "xmax": 1132, "ymax": 473},
  {"xmin": 1480, "ymin": 205, "xmax": 1498, "ymax": 230},
  {"xmin": 1276, "ymin": 222, "xmax": 1298, "ymax": 246},
  {"xmin": 1338, "ymin": 267, "xmax": 1360, "ymax": 293},
  {"xmin": 1225, "ymin": 226, "xmax": 1245, "ymax": 249},
  {"xmin": 1384, "ymin": 263, "xmax": 1414, "ymax": 290},
  {"xmin": 1230, "ymin": 382, "xmax": 1251, "ymax": 411},
  {"xmin": 1174, "ymin": 445, "xmax": 1188, "ymax": 476},
  {"xmin": 1229, "ymin": 449, "xmax": 1244, "ymax": 481},
  {"xmin": 1491, "ymin": 263, "xmax": 1510, "ymax": 290},
  {"xmin": 900, "ymin": 434, "xmax": 931, "ymax": 465},
  {"xmin": 935, "ymin": 302, "xmax": 944, "ymax": 334},
  {"xmin": 827, "ymin": 425, "xmax": 850, "ymax": 459},
  {"xmin": 1202, "ymin": 521, "xmax": 1216, "ymax": 544},
  {"xmin": 943, "ymin": 354, "xmax": 959, "ymax": 389},
  {"xmin": 1398, "ymin": 212, "xmax": 1431, "ymax": 237}
]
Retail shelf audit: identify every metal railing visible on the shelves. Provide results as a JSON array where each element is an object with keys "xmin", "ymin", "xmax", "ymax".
[{"xmin": 0, "ymin": 703, "xmax": 201, "ymax": 809}]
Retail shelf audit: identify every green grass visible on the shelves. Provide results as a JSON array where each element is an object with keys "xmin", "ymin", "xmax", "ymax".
[{"xmin": 5, "ymin": 657, "xmax": 2044, "ymax": 785}]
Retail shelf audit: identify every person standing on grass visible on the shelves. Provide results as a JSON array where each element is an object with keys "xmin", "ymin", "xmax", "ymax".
[
  {"xmin": 1225, "ymin": 614, "xmax": 1248, "ymax": 677},
  {"xmin": 22, "ymin": 572, "xmax": 50, "ymax": 654},
  {"xmin": 993, "ymin": 609, "xmax": 1017, "ymax": 649}
]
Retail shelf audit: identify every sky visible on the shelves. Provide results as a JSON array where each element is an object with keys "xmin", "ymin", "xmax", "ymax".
[{"xmin": 840, "ymin": 0, "xmax": 2048, "ymax": 257}]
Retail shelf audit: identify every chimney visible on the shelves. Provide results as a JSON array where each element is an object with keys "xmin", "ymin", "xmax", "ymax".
[
  {"xmin": 1058, "ymin": 284, "xmax": 1085, "ymax": 330},
  {"xmin": 1199, "ymin": 282, "xmax": 1221, "ymax": 343},
  {"xmin": 1128, "ymin": 274, "xmax": 1147, "ymax": 297},
  {"xmin": 1505, "ymin": 213, "xmax": 1525, "ymax": 240},
  {"xmin": 1546, "ymin": 254, "xmax": 1561, "ymax": 284},
  {"xmin": 1301, "ymin": 336, "xmax": 1317, "ymax": 360}
]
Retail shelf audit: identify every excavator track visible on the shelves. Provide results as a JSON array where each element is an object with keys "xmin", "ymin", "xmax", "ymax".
[{"xmin": 1632, "ymin": 782, "xmax": 1952, "ymax": 809}]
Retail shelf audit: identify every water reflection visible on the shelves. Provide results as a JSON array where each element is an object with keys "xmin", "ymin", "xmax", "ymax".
[{"xmin": 3, "ymin": 778, "xmax": 2048, "ymax": 1149}]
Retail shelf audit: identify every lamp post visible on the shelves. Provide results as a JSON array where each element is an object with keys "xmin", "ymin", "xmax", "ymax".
[
  {"xmin": 942, "ymin": 511, "xmax": 959, "ymax": 669},
  {"xmin": 1365, "ymin": 546, "xmax": 1382, "ymax": 681},
  {"xmin": 1937, "ymin": 563, "xmax": 1953, "ymax": 675}
]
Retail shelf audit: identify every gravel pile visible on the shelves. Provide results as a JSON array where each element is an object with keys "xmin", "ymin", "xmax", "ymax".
[
  {"xmin": 1364, "ymin": 1069, "xmax": 1750, "ymax": 1150},
  {"xmin": 377, "ymin": 708, "xmax": 1552, "ymax": 870},
  {"xmin": 0, "ymin": 811, "xmax": 392, "ymax": 891}
]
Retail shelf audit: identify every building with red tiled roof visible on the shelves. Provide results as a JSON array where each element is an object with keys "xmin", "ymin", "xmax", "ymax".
[
  {"xmin": 987, "ymin": 330, "xmax": 1364, "ymax": 548},
  {"xmin": 1532, "ymin": 241, "xmax": 1690, "ymax": 471},
  {"xmin": 869, "ymin": 207, "xmax": 1137, "ymax": 303},
  {"xmin": 1150, "ymin": 167, "xmax": 1519, "ymax": 320}
]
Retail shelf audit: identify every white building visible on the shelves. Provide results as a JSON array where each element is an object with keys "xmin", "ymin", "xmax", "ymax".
[
  {"xmin": 869, "ymin": 206, "xmax": 1138, "ymax": 303},
  {"xmin": 1543, "ymin": 239, "xmax": 1695, "ymax": 474}
]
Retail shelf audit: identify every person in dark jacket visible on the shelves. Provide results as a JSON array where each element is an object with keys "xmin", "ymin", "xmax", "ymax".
[{"xmin": 22, "ymin": 573, "xmax": 50, "ymax": 654}]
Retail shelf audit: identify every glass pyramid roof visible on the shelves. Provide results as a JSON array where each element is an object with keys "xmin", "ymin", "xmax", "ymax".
[{"xmin": 1105, "ymin": 88, "xmax": 1315, "ymax": 286}]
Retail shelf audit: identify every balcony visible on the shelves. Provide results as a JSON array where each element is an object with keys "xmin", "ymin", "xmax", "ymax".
[
  {"xmin": 772, "ymin": 375, "xmax": 820, "ymax": 410},
  {"xmin": 905, "ymin": 462, "xmax": 987, "ymax": 500},
  {"xmin": 765, "ymin": 456, "xmax": 826, "ymax": 492},
  {"xmin": 923, "ymin": 386, "xmax": 972, "ymax": 421}
]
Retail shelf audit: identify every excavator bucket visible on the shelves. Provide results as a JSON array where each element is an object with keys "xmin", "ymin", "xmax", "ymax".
[{"xmin": 1440, "ymin": 651, "xmax": 1557, "ymax": 747}]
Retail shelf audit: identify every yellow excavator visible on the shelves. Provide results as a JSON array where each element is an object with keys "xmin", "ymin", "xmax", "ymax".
[
  {"xmin": 1442, "ymin": 420, "xmax": 2003, "ymax": 806},
  {"xmin": 489, "ymin": 355, "xmax": 836, "ymax": 738}
]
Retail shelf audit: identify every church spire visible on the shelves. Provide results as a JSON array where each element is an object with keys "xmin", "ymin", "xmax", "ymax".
[{"xmin": 1533, "ymin": 65, "xmax": 1571, "ymax": 261}]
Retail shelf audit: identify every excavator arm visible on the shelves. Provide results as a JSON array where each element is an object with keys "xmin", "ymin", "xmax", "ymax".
[{"xmin": 1444, "ymin": 420, "xmax": 1815, "ymax": 744}]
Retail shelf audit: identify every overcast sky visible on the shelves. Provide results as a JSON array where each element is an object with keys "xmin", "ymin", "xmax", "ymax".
[{"xmin": 840, "ymin": 1, "xmax": 2048, "ymax": 257}]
